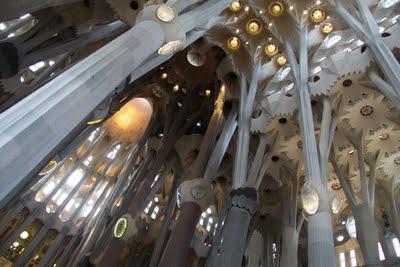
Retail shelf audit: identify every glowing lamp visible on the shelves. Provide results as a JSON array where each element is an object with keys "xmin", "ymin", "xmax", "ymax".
[
  {"xmin": 227, "ymin": 36, "xmax": 241, "ymax": 50},
  {"xmin": 310, "ymin": 7, "xmax": 325, "ymax": 23},
  {"xmin": 321, "ymin": 22, "xmax": 333, "ymax": 34},
  {"xmin": 264, "ymin": 43, "xmax": 279, "ymax": 57},
  {"xmin": 269, "ymin": 2, "xmax": 284, "ymax": 17},
  {"xmin": 229, "ymin": 1, "xmax": 242, "ymax": 12},
  {"xmin": 276, "ymin": 55, "xmax": 287, "ymax": 66},
  {"xmin": 246, "ymin": 19, "xmax": 262, "ymax": 35}
]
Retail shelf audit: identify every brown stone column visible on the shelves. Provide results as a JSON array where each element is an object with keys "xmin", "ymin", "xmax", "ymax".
[{"xmin": 158, "ymin": 202, "xmax": 201, "ymax": 267}]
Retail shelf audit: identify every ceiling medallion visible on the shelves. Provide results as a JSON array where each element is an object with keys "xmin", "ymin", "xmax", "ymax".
[
  {"xmin": 264, "ymin": 43, "xmax": 279, "ymax": 57},
  {"xmin": 229, "ymin": 1, "xmax": 242, "ymax": 12},
  {"xmin": 269, "ymin": 2, "xmax": 284, "ymax": 17},
  {"xmin": 276, "ymin": 55, "xmax": 287, "ymax": 66},
  {"xmin": 246, "ymin": 19, "xmax": 262, "ymax": 35},
  {"xmin": 379, "ymin": 133, "xmax": 389, "ymax": 140},
  {"xmin": 321, "ymin": 22, "xmax": 333, "ymax": 34},
  {"xmin": 156, "ymin": 4, "xmax": 176, "ymax": 22},
  {"xmin": 310, "ymin": 7, "xmax": 325, "ymax": 23},
  {"xmin": 360, "ymin": 105, "xmax": 374, "ymax": 116},
  {"xmin": 227, "ymin": 36, "xmax": 240, "ymax": 50}
]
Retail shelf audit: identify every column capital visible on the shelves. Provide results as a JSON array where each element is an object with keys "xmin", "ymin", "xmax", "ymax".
[
  {"xmin": 178, "ymin": 178, "xmax": 214, "ymax": 211},
  {"xmin": 136, "ymin": 5, "xmax": 186, "ymax": 55},
  {"xmin": 230, "ymin": 187, "xmax": 258, "ymax": 214}
]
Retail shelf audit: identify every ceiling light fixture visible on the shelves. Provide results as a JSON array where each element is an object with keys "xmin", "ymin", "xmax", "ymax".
[{"xmin": 156, "ymin": 4, "xmax": 176, "ymax": 22}]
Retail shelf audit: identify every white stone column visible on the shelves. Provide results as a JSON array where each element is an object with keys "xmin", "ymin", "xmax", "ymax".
[
  {"xmin": 210, "ymin": 187, "xmax": 258, "ymax": 267},
  {"xmin": 285, "ymin": 22, "xmax": 336, "ymax": 267},
  {"xmin": 0, "ymin": 20, "xmax": 164, "ymax": 209}
]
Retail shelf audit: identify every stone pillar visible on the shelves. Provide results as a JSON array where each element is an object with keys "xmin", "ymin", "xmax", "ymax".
[
  {"xmin": 285, "ymin": 21, "xmax": 336, "ymax": 267},
  {"xmin": 353, "ymin": 203, "xmax": 381, "ymax": 266},
  {"xmin": 158, "ymin": 178, "xmax": 213, "ymax": 267},
  {"xmin": 0, "ymin": 20, "xmax": 164, "ymax": 210},
  {"xmin": 279, "ymin": 227, "xmax": 300, "ymax": 267},
  {"xmin": 211, "ymin": 187, "xmax": 258, "ymax": 267}
]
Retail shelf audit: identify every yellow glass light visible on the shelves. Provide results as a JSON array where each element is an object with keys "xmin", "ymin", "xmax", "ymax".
[
  {"xmin": 87, "ymin": 119, "xmax": 103, "ymax": 125},
  {"xmin": 173, "ymin": 84, "xmax": 179, "ymax": 92},
  {"xmin": 160, "ymin": 72, "xmax": 168, "ymax": 79},
  {"xmin": 264, "ymin": 43, "xmax": 279, "ymax": 57},
  {"xmin": 205, "ymin": 89, "xmax": 211, "ymax": 97},
  {"xmin": 321, "ymin": 22, "xmax": 333, "ymax": 34},
  {"xmin": 227, "ymin": 36, "xmax": 240, "ymax": 50},
  {"xmin": 310, "ymin": 7, "xmax": 325, "ymax": 23},
  {"xmin": 276, "ymin": 55, "xmax": 287, "ymax": 66},
  {"xmin": 269, "ymin": 2, "xmax": 284, "ymax": 17},
  {"xmin": 246, "ymin": 19, "xmax": 262, "ymax": 35},
  {"xmin": 38, "ymin": 160, "xmax": 57, "ymax": 176},
  {"xmin": 229, "ymin": 1, "xmax": 242, "ymax": 12}
]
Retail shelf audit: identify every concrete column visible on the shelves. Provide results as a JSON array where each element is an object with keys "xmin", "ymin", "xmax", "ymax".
[
  {"xmin": 20, "ymin": 21, "xmax": 127, "ymax": 70},
  {"xmin": 285, "ymin": 22, "xmax": 336, "ymax": 267},
  {"xmin": 158, "ymin": 178, "xmax": 214, "ymax": 267},
  {"xmin": 307, "ymin": 212, "xmax": 336, "ymax": 267},
  {"xmin": 0, "ymin": 20, "xmax": 164, "ymax": 210},
  {"xmin": 0, "ymin": 0, "xmax": 80, "ymax": 21},
  {"xmin": 279, "ymin": 227, "xmax": 299, "ymax": 267},
  {"xmin": 353, "ymin": 203, "xmax": 381, "ymax": 266},
  {"xmin": 148, "ymin": 187, "xmax": 177, "ymax": 267},
  {"xmin": 210, "ymin": 187, "xmax": 258, "ymax": 267}
]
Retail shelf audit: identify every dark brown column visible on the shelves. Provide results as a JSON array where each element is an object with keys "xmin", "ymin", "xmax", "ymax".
[{"xmin": 158, "ymin": 202, "xmax": 201, "ymax": 267}]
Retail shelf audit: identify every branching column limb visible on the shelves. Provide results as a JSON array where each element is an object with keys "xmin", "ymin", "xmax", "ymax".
[
  {"xmin": 158, "ymin": 93, "xmax": 225, "ymax": 267},
  {"xmin": 285, "ymin": 21, "xmax": 336, "ymax": 267},
  {"xmin": 335, "ymin": 0, "xmax": 400, "ymax": 98}
]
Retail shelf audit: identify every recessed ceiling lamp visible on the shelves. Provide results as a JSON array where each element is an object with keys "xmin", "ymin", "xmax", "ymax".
[
  {"xmin": 160, "ymin": 72, "xmax": 168, "ymax": 79},
  {"xmin": 156, "ymin": 4, "xmax": 176, "ymax": 22},
  {"xmin": 158, "ymin": 40, "xmax": 183, "ymax": 55},
  {"xmin": 379, "ymin": 133, "xmax": 389, "ymax": 140},
  {"xmin": 246, "ymin": 19, "xmax": 262, "ymax": 35},
  {"xmin": 227, "ymin": 36, "xmax": 241, "ymax": 50},
  {"xmin": 276, "ymin": 55, "xmax": 287, "ymax": 66},
  {"xmin": 310, "ymin": 7, "xmax": 325, "ymax": 23},
  {"xmin": 264, "ymin": 43, "xmax": 279, "ymax": 57},
  {"xmin": 229, "ymin": 1, "xmax": 242, "ymax": 12},
  {"xmin": 360, "ymin": 105, "xmax": 374, "ymax": 116},
  {"xmin": 321, "ymin": 22, "xmax": 333, "ymax": 34},
  {"xmin": 173, "ymin": 84, "xmax": 179, "ymax": 92},
  {"xmin": 269, "ymin": 2, "xmax": 284, "ymax": 17}
]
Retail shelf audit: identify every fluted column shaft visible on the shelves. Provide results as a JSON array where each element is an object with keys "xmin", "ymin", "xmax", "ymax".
[{"xmin": 0, "ymin": 20, "xmax": 164, "ymax": 210}]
